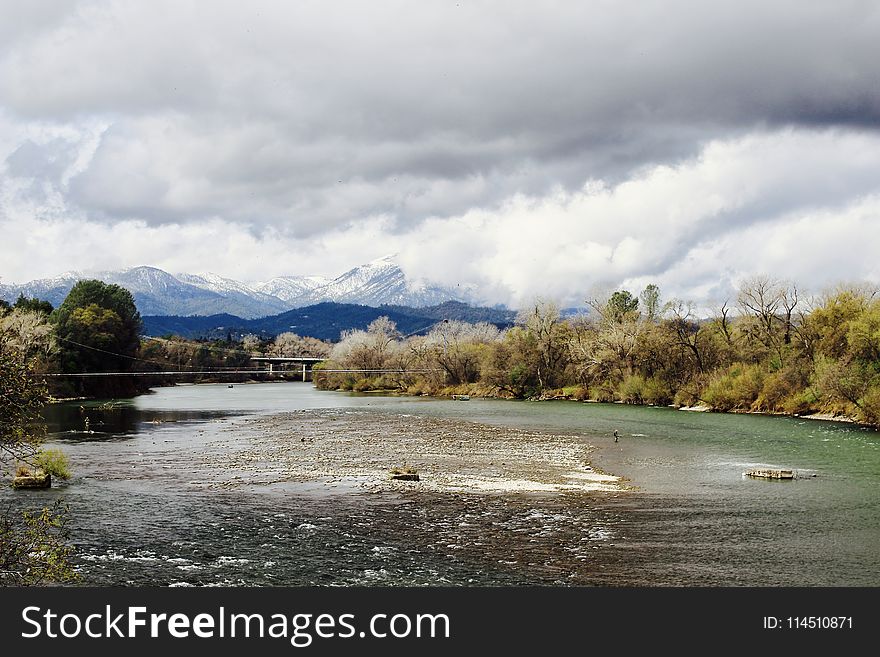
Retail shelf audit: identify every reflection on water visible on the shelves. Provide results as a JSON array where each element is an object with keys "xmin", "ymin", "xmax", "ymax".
[
  {"xmin": 43, "ymin": 396, "xmax": 243, "ymax": 440},
  {"xmin": 4, "ymin": 382, "xmax": 879, "ymax": 586}
]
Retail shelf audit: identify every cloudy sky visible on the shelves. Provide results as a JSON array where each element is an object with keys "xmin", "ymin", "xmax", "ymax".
[{"xmin": 1, "ymin": 0, "xmax": 879, "ymax": 308}]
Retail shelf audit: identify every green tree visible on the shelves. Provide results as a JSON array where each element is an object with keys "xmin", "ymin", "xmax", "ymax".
[
  {"xmin": 640, "ymin": 284, "xmax": 661, "ymax": 322},
  {"xmin": 52, "ymin": 280, "xmax": 142, "ymax": 374},
  {"xmin": 804, "ymin": 289, "xmax": 869, "ymax": 360},
  {"xmin": 13, "ymin": 294, "xmax": 54, "ymax": 315},
  {"xmin": 847, "ymin": 299, "xmax": 880, "ymax": 362},
  {"xmin": 481, "ymin": 327, "xmax": 541, "ymax": 397},
  {"xmin": 606, "ymin": 290, "xmax": 639, "ymax": 323}
]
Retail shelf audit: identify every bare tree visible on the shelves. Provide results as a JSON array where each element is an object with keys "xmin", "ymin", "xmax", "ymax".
[
  {"xmin": 737, "ymin": 275, "xmax": 789, "ymax": 362},
  {"xmin": 427, "ymin": 320, "xmax": 499, "ymax": 384},
  {"xmin": 241, "ymin": 334, "xmax": 262, "ymax": 353},
  {"xmin": 737, "ymin": 276, "xmax": 780, "ymax": 337},
  {"xmin": 716, "ymin": 300, "xmax": 735, "ymax": 347},
  {"xmin": 566, "ymin": 315, "xmax": 604, "ymax": 385},
  {"xmin": 664, "ymin": 300, "xmax": 704, "ymax": 372},
  {"xmin": 517, "ymin": 300, "xmax": 570, "ymax": 388},
  {"xmin": 270, "ymin": 332, "xmax": 301, "ymax": 357},
  {"xmin": 0, "ymin": 309, "xmax": 56, "ymax": 363},
  {"xmin": 780, "ymin": 282, "xmax": 799, "ymax": 345},
  {"xmin": 331, "ymin": 317, "xmax": 400, "ymax": 371}
]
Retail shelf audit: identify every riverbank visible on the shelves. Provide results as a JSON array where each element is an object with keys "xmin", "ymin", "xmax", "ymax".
[
  {"xmin": 192, "ymin": 408, "xmax": 621, "ymax": 495},
  {"xmin": 316, "ymin": 381, "xmax": 868, "ymax": 428},
  {"xmin": 675, "ymin": 402, "xmax": 862, "ymax": 425}
]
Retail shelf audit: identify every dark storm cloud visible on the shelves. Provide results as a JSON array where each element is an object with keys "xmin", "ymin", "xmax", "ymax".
[{"xmin": 1, "ymin": 0, "xmax": 878, "ymax": 233}]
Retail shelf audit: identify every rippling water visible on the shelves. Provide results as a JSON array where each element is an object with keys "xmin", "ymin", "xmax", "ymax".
[{"xmin": 4, "ymin": 383, "xmax": 878, "ymax": 586}]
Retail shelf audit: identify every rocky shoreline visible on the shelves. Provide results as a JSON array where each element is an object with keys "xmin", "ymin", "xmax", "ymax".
[{"xmin": 195, "ymin": 408, "xmax": 622, "ymax": 495}]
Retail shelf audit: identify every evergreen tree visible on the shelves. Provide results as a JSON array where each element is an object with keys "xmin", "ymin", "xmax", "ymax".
[
  {"xmin": 13, "ymin": 294, "xmax": 54, "ymax": 315},
  {"xmin": 52, "ymin": 280, "xmax": 142, "ymax": 374}
]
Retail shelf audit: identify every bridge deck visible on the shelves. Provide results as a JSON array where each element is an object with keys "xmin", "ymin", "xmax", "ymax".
[{"xmin": 249, "ymin": 356, "xmax": 325, "ymax": 363}]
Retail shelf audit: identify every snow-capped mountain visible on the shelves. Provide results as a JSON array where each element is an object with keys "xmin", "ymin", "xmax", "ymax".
[
  {"xmin": 255, "ymin": 256, "xmax": 471, "ymax": 308},
  {"xmin": 0, "ymin": 271, "xmax": 82, "ymax": 307},
  {"xmin": 177, "ymin": 272, "xmax": 290, "ymax": 316},
  {"xmin": 311, "ymin": 255, "xmax": 469, "ymax": 307},
  {"xmin": 1, "ymin": 256, "xmax": 476, "ymax": 317},
  {"xmin": 0, "ymin": 266, "xmax": 284, "ymax": 318},
  {"xmin": 255, "ymin": 275, "xmax": 331, "ymax": 304}
]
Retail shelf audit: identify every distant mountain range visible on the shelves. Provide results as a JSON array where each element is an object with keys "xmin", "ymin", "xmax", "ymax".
[
  {"xmin": 0, "ymin": 255, "xmax": 478, "ymax": 319},
  {"xmin": 143, "ymin": 301, "xmax": 517, "ymax": 341}
]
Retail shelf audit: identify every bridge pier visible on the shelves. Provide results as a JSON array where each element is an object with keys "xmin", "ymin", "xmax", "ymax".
[{"xmin": 249, "ymin": 356, "xmax": 323, "ymax": 380}]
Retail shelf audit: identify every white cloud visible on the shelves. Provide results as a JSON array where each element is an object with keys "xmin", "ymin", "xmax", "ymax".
[
  {"xmin": 396, "ymin": 129, "xmax": 880, "ymax": 306},
  {"xmin": 1, "ymin": 2, "xmax": 879, "ymax": 309},
  {"xmin": 5, "ymin": 127, "xmax": 877, "ymax": 310}
]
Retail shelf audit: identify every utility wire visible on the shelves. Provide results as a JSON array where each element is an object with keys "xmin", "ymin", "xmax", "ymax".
[
  {"xmin": 142, "ymin": 334, "xmax": 331, "ymax": 360},
  {"xmin": 55, "ymin": 335, "xmax": 258, "ymax": 372},
  {"xmin": 55, "ymin": 335, "xmax": 177, "ymax": 369},
  {"xmin": 141, "ymin": 335, "xmax": 264, "ymax": 358},
  {"xmin": 44, "ymin": 320, "xmax": 448, "ymax": 377},
  {"xmin": 42, "ymin": 368, "xmax": 439, "ymax": 377},
  {"xmin": 399, "ymin": 318, "xmax": 449, "ymax": 340},
  {"xmin": 43, "ymin": 370, "xmax": 281, "ymax": 377}
]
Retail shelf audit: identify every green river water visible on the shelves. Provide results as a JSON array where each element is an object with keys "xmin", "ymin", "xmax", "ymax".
[{"xmin": 4, "ymin": 382, "xmax": 877, "ymax": 586}]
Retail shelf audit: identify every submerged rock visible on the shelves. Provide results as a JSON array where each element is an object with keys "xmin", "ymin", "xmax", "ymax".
[{"xmin": 744, "ymin": 468, "xmax": 795, "ymax": 480}]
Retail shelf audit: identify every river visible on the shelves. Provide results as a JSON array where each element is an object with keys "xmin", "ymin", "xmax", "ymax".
[{"xmin": 4, "ymin": 382, "xmax": 878, "ymax": 586}]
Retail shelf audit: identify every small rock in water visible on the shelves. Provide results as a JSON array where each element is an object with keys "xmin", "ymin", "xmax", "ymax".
[{"xmin": 12, "ymin": 472, "xmax": 51, "ymax": 489}]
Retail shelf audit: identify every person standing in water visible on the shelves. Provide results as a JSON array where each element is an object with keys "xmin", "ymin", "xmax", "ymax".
[{"xmin": 613, "ymin": 429, "xmax": 619, "ymax": 442}]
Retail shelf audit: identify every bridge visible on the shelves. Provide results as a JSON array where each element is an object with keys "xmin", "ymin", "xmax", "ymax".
[
  {"xmin": 249, "ymin": 356, "xmax": 325, "ymax": 380},
  {"xmin": 41, "ymin": 334, "xmax": 435, "ymax": 380}
]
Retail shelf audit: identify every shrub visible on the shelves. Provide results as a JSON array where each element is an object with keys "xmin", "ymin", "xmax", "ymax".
[
  {"xmin": 616, "ymin": 375, "xmax": 672, "ymax": 405},
  {"xmin": 374, "ymin": 374, "xmax": 400, "ymax": 390},
  {"xmin": 781, "ymin": 389, "xmax": 819, "ymax": 415},
  {"xmin": 593, "ymin": 381, "xmax": 616, "ymax": 403},
  {"xmin": 406, "ymin": 381, "xmax": 431, "ymax": 396},
  {"xmin": 571, "ymin": 385, "xmax": 590, "ymax": 401},
  {"xmin": 754, "ymin": 360, "xmax": 811, "ymax": 412},
  {"xmin": 673, "ymin": 378, "xmax": 704, "ymax": 407},
  {"xmin": 618, "ymin": 374, "xmax": 646, "ymax": 404},
  {"xmin": 858, "ymin": 384, "xmax": 880, "ymax": 425},
  {"xmin": 642, "ymin": 376, "xmax": 673, "ymax": 406},
  {"xmin": 352, "ymin": 377, "xmax": 378, "ymax": 392},
  {"xmin": 701, "ymin": 363, "xmax": 765, "ymax": 411},
  {"xmin": 34, "ymin": 449, "xmax": 71, "ymax": 480},
  {"xmin": 754, "ymin": 371, "xmax": 788, "ymax": 411}
]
